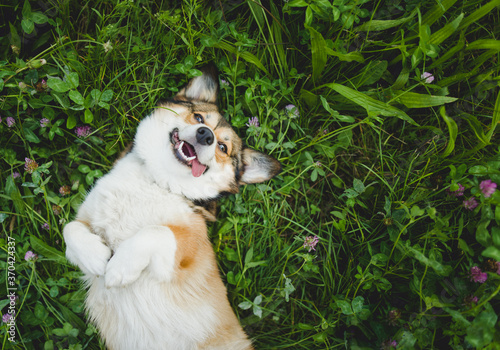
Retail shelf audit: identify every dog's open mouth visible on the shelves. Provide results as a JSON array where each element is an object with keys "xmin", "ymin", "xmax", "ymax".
[{"xmin": 171, "ymin": 129, "xmax": 207, "ymax": 177}]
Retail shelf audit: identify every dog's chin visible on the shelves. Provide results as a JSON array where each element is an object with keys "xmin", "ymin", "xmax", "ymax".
[{"xmin": 170, "ymin": 128, "xmax": 208, "ymax": 178}]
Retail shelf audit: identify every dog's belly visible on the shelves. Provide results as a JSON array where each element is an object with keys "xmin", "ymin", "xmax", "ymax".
[
  {"xmin": 80, "ymin": 173, "xmax": 193, "ymax": 250},
  {"xmin": 85, "ymin": 272, "xmax": 218, "ymax": 350}
]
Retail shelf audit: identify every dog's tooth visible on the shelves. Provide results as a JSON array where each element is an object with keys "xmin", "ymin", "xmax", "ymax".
[
  {"xmin": 186, "ymin": 155, "xmax": 196, "ymax": 161},
  {"xmin": 178, "ymin": 142, "xmax": 188, "ymax": 160}
]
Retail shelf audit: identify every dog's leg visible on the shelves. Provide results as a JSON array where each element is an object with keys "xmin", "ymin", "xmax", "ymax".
[
  {"xmin": 64, "ymin": 221, "xmax": 112, "ymax": 276},
  {"xmin": 104, "ymin": 225, "xmax": 177, "ymax": 288}
]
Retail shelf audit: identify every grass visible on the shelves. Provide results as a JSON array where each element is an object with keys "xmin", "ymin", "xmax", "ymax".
[{"xmin": 1, "ymin": 0, "xmax": 500, "ymax": 349}]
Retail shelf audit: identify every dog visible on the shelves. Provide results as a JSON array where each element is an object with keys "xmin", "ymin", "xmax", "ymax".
[{"xmin": 63, "ymin": 65, "xmax": 281, "ymax": 349}]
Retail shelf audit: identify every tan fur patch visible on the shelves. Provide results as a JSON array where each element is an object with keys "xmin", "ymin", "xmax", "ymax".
[{"xmin": 165, "ymin": 214, "xmax": 253, "ymax": 349}]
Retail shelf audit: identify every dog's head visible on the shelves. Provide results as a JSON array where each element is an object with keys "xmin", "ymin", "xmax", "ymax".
[{"xmin": 133, "ymin": 66, "xmax": 281, "ymax": 201}]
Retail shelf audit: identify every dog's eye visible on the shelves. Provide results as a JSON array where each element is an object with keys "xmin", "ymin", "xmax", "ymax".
[
  {"xmin": 194, "ymin": 113, "xmax": 204, "ymax": 123},
  {"xmin": 218, "ymin": 143, "xmax": 228, "ymax": 154}
]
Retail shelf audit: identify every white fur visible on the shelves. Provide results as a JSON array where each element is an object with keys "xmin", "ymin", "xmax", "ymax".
[
  {"xmin": 64, "ymin": 105, "xmax": 254, "ymax": 349},
  {"xmin": 104, "ymin": 225, "xmax": 177, "ymax": 287},
  {"xmin": 64, "ymin": 221, "xmax": 111, "ymax": 276}
]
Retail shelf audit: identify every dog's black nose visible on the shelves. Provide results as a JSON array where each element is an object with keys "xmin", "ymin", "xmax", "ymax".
[{"xmin": 196, "ymin": 127, "xmax": 214, "ymax": 146}]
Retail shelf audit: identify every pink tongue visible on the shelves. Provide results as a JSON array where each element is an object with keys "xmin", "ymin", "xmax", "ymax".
[{"xmin": 191, "ymin": 158, "xmax": 207, "ymax": 177}]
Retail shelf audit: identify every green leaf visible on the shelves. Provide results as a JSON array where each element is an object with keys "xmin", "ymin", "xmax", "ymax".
[
  {"xmin": 492, "ymin": 226, "xmax": 500, "ymax": 247},
  {"xmin": 213, "ymin": 42, "xmax": 268, "ymax": 75},
  {"xmin": 421, "ymin": 0, "xmax": 458, "ymax": 27},
  {"xmin": 49, "ymin": 285, "xmax": 59, "ymax": 297},
  {"xmin": 467, "ymin": 39, "xmax": 500, "ymax": 51},
  {"xmin": 305, "ymin": 6, "xmax": 313, "ymax": 26},
  {"xmin": 429, "ymin": 13, "xmax": 463, "ymax": 45},
  {"xmin": 31, "ymin": 12, "xmax": 49, "ymax": 24},
  {"xmin": 84, "ymin": 109, "xmax": 93, "ymax": 123},
  {"xmin": 440, "ymin": 106, "xmax": 458, "ymax": 157},
  {"xmin": 35, "ymin": 303, "xmax": 49, "ymax": 321},
  {"xmin": 319, "ymin": 96, "xmax": 355, "ymax": 122},
  {"xmin": 458, "ymin": 0, "xmax": 500, "ymax": 32},
  {"xmin": 443, "ymin": 307, "xmax": 471, "ymax": 327},
  {"xmin": 356, "ymin": 9, "xmax": 416, "ymax": 31},
  {"xmin": 405, "ymin": 245, "xmax": 452, "ymax": 276},
  {"xmin": 66, "ymin": 114, "xmax": 77, "ymax": 129},
  {"xmin": 226, "ymin": 271, "xmax": 235, "ymax": 285},
  {"xmin": 461, "ymin": 114, "xmax": 489, "ymax": 147},
  {"xmin": 476, "ymin": 220, "xmax": 492, "ymax": 247},
  {"xmin": 410, "ymin": 205, "xmax": 425, "ymax": 217},
  {"xmin": 306, "ymin": 25, "xmax": 327, "ymax": 82},
  {"xmin": 396, "ymin": 91, "xmax": 458, "ymax": 109},
  {"xmin": 324, "ymin": 47, "xmax": 364, "ymax": 63},
  {"xmin": 21, "ymin": 19, "xmax": 34, "ymax": 34},
  {"xmin": 481, "ymin": 246, "xmax": 500, "ymax": 260},
  {"xmin": 487, "ymin": 89, "xmax": 500, "ymax": 142},
  {"xmin": 286, "ymin": 0, "xmax": 308, "ymax": 7},
  {"xmin": 325, "ymin": 83, "xmax": 418, "ymax": 125},
  {"xmin": 370, "ymin": 253, "xmax": 388, "ymax": 266},
  {"xmin": 244, "ymin": 246, "xmax": 253, "ymax": 265},
  {"xmin": 458, "ymin": 239, "xmax": 473, "ymax": 255},
  {"xmin": 47, "ymin": 78, "xmax": 71, "ymax": 93},
  {"xmin": 253, "ymin": 304, "xmax": 262, "ymax": 318},
  {"xmin": 23, "ymin": 127, "xmax": 41, "ymax": 143},
  {"xmin": 336, "ymin": 300, "xmax": 353, "ymax": 315},
  {"xmin": 100, "ymin": 89, "xmax": 113, "ymax": 102},
  {"xmin": 466, "ymin": 303, "xmax": 498, "ymax": 348},
  {"xmin": 90, "ymin": 89, "xmax": 101, "ymax": 101},
  {"xmin": 353, "ymin": 179, "xmax": 365, "ymax": 194},
  {"xmin": 22, "ymin": 0, "xmax": 32, "ymax": 18},
  {"xmin": 30, "ymin": 236, "xmax": 69, "ymax": 265},
  {"xmin": 98, "ymin": 101, "xmax": 110, "ymax": 110},
  {"xmin": 66, "ymin": 72, "xmax": 79, "ymax": 89},
  {"xmin": 69, "ymin": 90, "xmax": 84, "ymax": 105},
  {"xmin": 351, "ymin": 296, "xmax": 364, "ymax": 314},
  {"xmin": 44, "ymin": 340, "xmax": 54, "ymax": 350},
  {"xmin": 246, "ymin": 260, "xmax": 266, "ymax": 268},
  {"xmin": 355, "ymin": 61, "xmax": 387, "ymax": 87},
  {"xmin": 238, "ymin": 301, "xmax": 252, "ymax": 310},
  {"xmin": 223, "ymin": 246, "xmax": 239, "ymax": 262}
]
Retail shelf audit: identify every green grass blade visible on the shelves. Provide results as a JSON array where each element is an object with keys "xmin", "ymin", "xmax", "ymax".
[
  {"xmin": 391, "ymin": 65, "xmax": 410, "ymax": 90},
  {"xmin": 466, "ymin": 39, "xmax": 500, "ymax": 51},
  {"xmin": 429, "ymin": 13, "xmax": 464, "ymax": 45},
  {"xmin": 325, "ymin": 47, "xmax": 364, "ymax": 63},
  {"xmin": 428, "ymin": 32, "xmax": 465, "ymax": 69},
  {"xmin": 325, "ymin": 83, "xmax": 419, "ymax": 125},
  {"xmin": 486, "ymin": 89, "xmax": 500, "ymax": 141},
  {"xmin": 440, "ymin": 106, "xmax": 458, "ymax": 157},
  {"xmin": 421, "ymin": 0, "xmax": 458, "ymax": 26},
  {"xmin": 355, "ymin": 8, "xmax": 417, "ymax": 32},
  {"xmin": 461, "ymin": 113, "xmax": 489, "ymax": 147},
  {"xmin": 213, "ymin": 41, "xmax": 269, "ymax": 75},
  {"xmin": 30, "ymin": 236, "xmax": 70, "ymax": 265},
  {"xmin": 396, "ymin": 91, "xmax": 458, "ymax": 108},
  {"xmin": 457, "ymin": 0, "xmax": 500, "ymax": 31}
]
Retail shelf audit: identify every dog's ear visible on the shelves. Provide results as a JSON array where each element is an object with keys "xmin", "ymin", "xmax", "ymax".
[
  {"xmin": 176, "ymin": 64, "xmax": 218, "ymax": 103},
  {"xmin": 240, "ymin": 148, "xmax": 281, "ymax": 184}
]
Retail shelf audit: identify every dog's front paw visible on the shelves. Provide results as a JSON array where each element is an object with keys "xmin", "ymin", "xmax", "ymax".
[
  {"xmin": 64, "ymin": 221, "xmax": 111, "ymax": 276},
  {"xmin": 105, "ymin": 245, "xmax": 149, "ymax": 288}
]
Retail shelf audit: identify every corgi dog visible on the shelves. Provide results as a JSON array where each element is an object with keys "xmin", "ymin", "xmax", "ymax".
[{"xmin": 63, "ymin": 65, "xmax": 281, "ymax": 350}]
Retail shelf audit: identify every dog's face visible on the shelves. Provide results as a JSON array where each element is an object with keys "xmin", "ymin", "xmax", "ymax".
[{"xmin": 133, "ymin": 66, "xmax": 281, "ymax": 201}]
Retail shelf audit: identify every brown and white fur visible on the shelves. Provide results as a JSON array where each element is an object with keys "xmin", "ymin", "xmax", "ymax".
[{"xmin": 63, "ymin": 66, "xmax": 281, "ymax": 350}]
